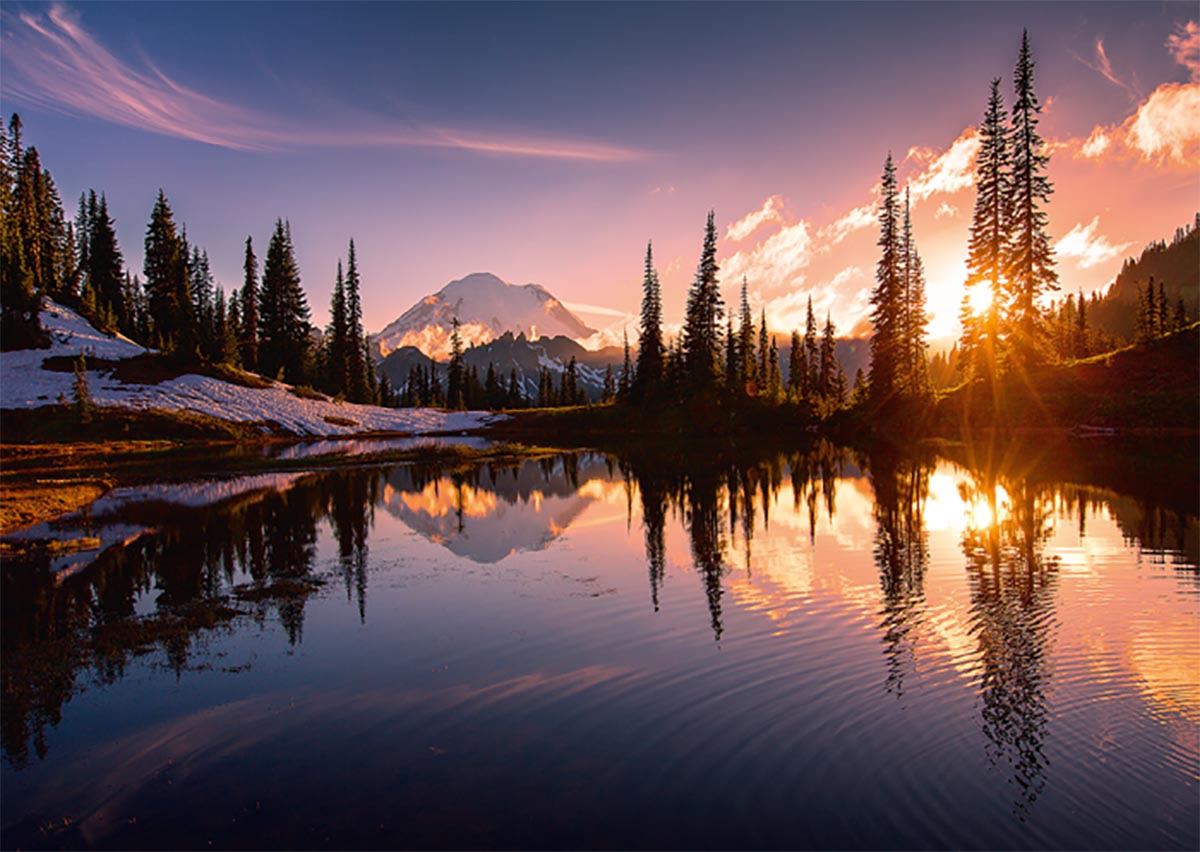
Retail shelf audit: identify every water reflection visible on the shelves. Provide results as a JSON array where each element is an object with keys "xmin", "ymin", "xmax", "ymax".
[{"xmin": 1, "ymin": 437, "xmax": 1196, "ymax": 849}]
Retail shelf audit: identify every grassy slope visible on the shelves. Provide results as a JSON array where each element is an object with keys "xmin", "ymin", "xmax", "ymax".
[{"xmin": 935, "ymin": 325, "xmax": 1199, "ymax": 433}]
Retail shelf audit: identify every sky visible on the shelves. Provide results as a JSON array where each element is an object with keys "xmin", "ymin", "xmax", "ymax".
[{"xmin": 1, "ymin": 1, "xmax": 1197, "ymax": 345}]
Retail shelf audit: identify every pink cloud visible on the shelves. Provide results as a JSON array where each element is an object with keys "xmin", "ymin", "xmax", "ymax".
[
  {"xmin": 0, "ymin": 4, "xmax": 644, "ymax": 161},
  {"xmin": 1125, "ymin": 82, "xmax": 1200, "ymax": 165},
  {"xmin": 1074, "ymin": 37, "xmax": 1140, "ymax": 99},
  {"xmin": 1167, "ymin": 21, "xmax": 1200, "ymax": 82},
  {"xmin": 725, "ymin": 195, "xmax": 785, "ymax": 242},
  {"xmin": 816, "ymin": 204, "xmax": 875, "ymax": 246},
  {"xmin": 904, "ymin": 127, "xmax": 981, "ymax": 203},
  {"xmin": 1055, "ymin": 216, "xmax": 1134, "ymax": 269}
]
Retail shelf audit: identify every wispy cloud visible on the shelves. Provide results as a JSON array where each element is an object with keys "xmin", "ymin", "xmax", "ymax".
[
  {"xmin": 1074, "ymin": 37, "xmax": 1140, "ymax": 99},
  {"xmin": 1125, "ymin": 82, "xmax": 1200, "ymax": 165},
  {"xmin": 816, "ymin": 204, "xmax": 875, "ymax": 247},
  {"xmin": 1055, "ymin": 216, "xmax": 1134, "ymax": 269},
  {"xmin": 904, "ymin": 128, "xmax": 981, "ymax": 202},
  {"xmin": 1167, "ymin": 21, "xmax": 1200, "ymax": 82},
  {"xmin": 935, "ymin": 202, "xmax": 958, "ymax": 219},
  {"xmin": 725, "ymin": 195, "xmax": 785, "ymax": 242},
  {"xmin": 1079, "ymin": 126, "xmax": 1112, "ymax": 158},
  {"xmin": 0, "ymin": 4, "xmax": 644, "ymax": 161}
]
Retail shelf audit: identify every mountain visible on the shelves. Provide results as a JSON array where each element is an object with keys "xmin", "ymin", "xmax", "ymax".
[{"xmin": 372, "ymin": 272, "xmax": 597, "ymax": 360}]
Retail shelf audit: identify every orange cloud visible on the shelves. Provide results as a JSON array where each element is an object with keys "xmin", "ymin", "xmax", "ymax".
[
  {"xmin": 1080, "ymin": 126, "xmax": 1113, "ymax": 158},
  {"xmin": 726, "ymin": 195, "xmax": 786, "ymax": 242},
  {"xmin": 0, "ymin": 4, "xmax": 644, "ymax": 161},
  {"xmin": 1055, "ymin": 217, "xmax": 1134, "ymax": 269},
  {"xmin": 721, "ymin": 219, "xmax": 814, "ymax": 296},
  {"xmin": 1125, "ymin": 82, "xmax": 1200, "ymax": 165},
  {"xmin": 905, "ymin": 127, "xmax": 981, "ymax": 203},
  {"xmin": 816, "ymin": 204, "xmax": 875, "ymax": 246}
]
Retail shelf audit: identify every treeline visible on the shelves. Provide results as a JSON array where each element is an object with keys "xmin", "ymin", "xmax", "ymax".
[
  {"xmin": 0, "ymin": 114, "xmax": 394, "ymax": 405},
  {"xmin": 619, "ymin": 224, "xmax": 855, "ymax": 416}
]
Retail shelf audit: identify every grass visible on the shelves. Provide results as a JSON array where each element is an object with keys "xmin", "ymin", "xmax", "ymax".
[
  {"xmin": 289, "ymin": 384, "xmax": 327, "ymax": 401},
  {"xmin": 323, "ymin": 415, "xmax": 358, "ymax": 427},
  {"xmin": 0, "ymin": 480, "xmax": 109, "ymax": 535},
  {"xmin": 41, "ymin": 352, "xmax": 275, "ymax": 389},
  {"xmin": 0, "ymin": 403, "xmax": 269, "ymax": 444}
]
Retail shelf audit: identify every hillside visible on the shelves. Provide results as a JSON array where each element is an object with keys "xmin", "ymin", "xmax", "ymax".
[
  {"xmin": 1089, "ymin": 216, "xmax": 1199, "ymax": 342},
  {"xmin": 937, "ymin": 324, "xmax": 1200, "ymax": 432},
  {"xmin": 0, "ymin": 301, "xmax": 502, "ymax": 440}
]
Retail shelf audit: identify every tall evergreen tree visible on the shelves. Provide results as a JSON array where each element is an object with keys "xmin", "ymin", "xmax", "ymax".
[
  {"xmin": 344, "ymin": 239, "xmax": 370, "ymax": 403},
  {"xmin": 738, "ymin": 276, "xmax": 756, "ymax": 393},
  {"xmin": 258, "ymin": 219, "xmax": 310, "ymax": 382},
  {"xmin": 619, "ymin": 328, "xmax": 633, "ymax": 401},
  {"xmin": 447, "ymin": 316, "xmax": 465, "ymax": 409},
  {"xmin": 900, "ymin": 190, "xmax": 930, "ymax": 395},
  {"xmin": 963, "ymin": 77, "xmax": 1010, "ymax": 378},
  {"xmin": 868, "ymin": 153, "xmax": 904, "ymax": 408},
  {"xmin": 1006, "ymin": 30, "xmax": 1058, "ymax": 364},
  {"xmin": 633, "ymin": 241, "xmax": 664, "ymax": 401},
  {"xmin": 0, "ymin": 116, "xmax": 42, "ymax": 349},
  {"xmin": 88, "ymin": 193, "xmax": 125, "ymax": 330},
  {"xmin": 681, "ymin": 211, "xmax": 723, "ymax": 393},
  {"xmin": 804, "ymin": 295, "xmax": 819, "ymax": 399},
  {"xmin": 788, "ymin": 328, "xmax": 804, "ymax": 399},
  {"xmin": 144, "ymin": 190, "xmax": 190, "ymax": 354},
  {"xmin": 326, "ymin": 260, "xmax": 349, "ymax": 394},
  {"xmin": 240, "ymin": 236, "xmax": 259, "ymax": 371},
  {"xmin": 819, "ymin": 313, "xmax": 838, "ymax": 402}
]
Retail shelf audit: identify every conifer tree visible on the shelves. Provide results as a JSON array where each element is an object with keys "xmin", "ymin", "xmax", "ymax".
[
  {"xmin": 619, "ymin": 328, "xmax": 633, "ymax": 401},
  {"xmin": 963, "ymin": 77, "xmax": 1010, "ymax": 378},
  {"xmin": 258, "ymin": 219, "xmax": 310, "ymax": 382},
  {"xmin": 633, "ymin": 241, "xmax": 663, "ymax": 401},
  {"xmin": 819, "ymin": 313, "xmax": 838, "ymax": 401},
  {"xmin": 724, "ymin": 316, "xmax": 737, "ymax": 395},
  {"xmin": 738, "ymin": 276, "xmax": 756, "ymax": 393},
  {"xmin": 0, "ymin": 118, "xmax": 42, "ymax": 349},
  {"xmin": 788, "ymin": 328, "xmax": 804, "ymax": 400},
  {"xmin": 240, "ymin": 236, "xmax": 259, "ymax": 371},
  {"xmin": 1073, "ymin": 292, "xmax": 1089, "ymax": 357},
  {"xmin": 868, "ymin": 153, "xmax": 903, "ymax": 408},
  {"xmin": 804, "ymin": 295, "xmax": 819, "ymax": 399},
  {"xmin": 1006, "ymin": 30, "xmax": 1058, "ymax": 364},
  {"xmin": 758, "ymin": 309, "xmax": 769, "ymax": 392},
  {"xmin": 144, "ymin": 190, "xmax": 189, "ymax": 354},
  {"xmin": 326, "ymin": 260, "xmax": 349, "ymax": 395},
  {"xmin": 87, "ymin": 193, "xmax": 124, "ymax": 330},
  {"xmin": 682, "ymin": 211, "xmax": 723, "ymax": 393},
  {"xmin": 447, "ymin": 316, "xmax": 465, "ymax": 409},
  {"xmin": 344, "ymin": 239, "xmax": 370, "ymax": 403},
  {"xmin": 900, "ymin": 190, "xmax": 930, "ymax": 395}
]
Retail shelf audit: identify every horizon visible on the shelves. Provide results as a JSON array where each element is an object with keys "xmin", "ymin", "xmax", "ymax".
[{"xmin": 1, "ymin": 1, "xmax": 1197, "ymax": 344}]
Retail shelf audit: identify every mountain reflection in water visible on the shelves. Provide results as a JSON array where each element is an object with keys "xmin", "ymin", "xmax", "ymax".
[{"xmin": 1, "ymin": 437, "xmax": 1196, "ymax": 850}]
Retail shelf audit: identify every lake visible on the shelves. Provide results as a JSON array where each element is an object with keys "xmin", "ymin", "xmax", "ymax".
[{"xmin": 2, "ymin": 438, "xmax": 1197, "ymax": 850}]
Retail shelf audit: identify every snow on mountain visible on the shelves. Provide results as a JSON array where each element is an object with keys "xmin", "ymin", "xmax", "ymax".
[
  {"xmin": 373, "ymin": 272, "xmax": 597, "ymax": 360},
  {"xmin": 0, "ymin": 301, "xmax": 505, "ymax": 437}
]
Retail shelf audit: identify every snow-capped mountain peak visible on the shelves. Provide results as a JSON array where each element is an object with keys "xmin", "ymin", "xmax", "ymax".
[{"xmin": 373, "ymin": 272, "xmax": 596, "ymax": 360}]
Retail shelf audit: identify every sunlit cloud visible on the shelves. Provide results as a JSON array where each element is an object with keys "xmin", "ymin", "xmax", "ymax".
[
  {"xmin": 1167, "ymin": 20, "xmax": 1200, "ymax": 82},
  {"xmin": 722, "ymin": 219, "xmax": 813, "ymax": 298},
  {"xmin": 816, "ymin": 204, "xmax": 875, "ymax": 246},
  {"xmin": 725, "ymin": 195, "xmax": 785, "ymax": 242},
  {"xmin": 904, "ymin": 128, "xmax": 981, "ymax": 203},
  {"xmin": 935, "ymin": 202, "xmax": 959, "ymax": 219},
  {"xmin": 1074, "ymin": 37, "xmax": 1140, "ymax": 99},
  {"xmin": 1055, "ymin": 216, "xmax": 1134, "ymax": 269},
  {"xmin": 1124, "ymin": 82, "xmax": 1200, "ymax": 166},
  {"xmin": 0, "ymin": 4, "xmax": 644, "ymax": 161},
  {"xmin": 1079, "ymin": 126, "xmax": 1112, "ymax": 158}
]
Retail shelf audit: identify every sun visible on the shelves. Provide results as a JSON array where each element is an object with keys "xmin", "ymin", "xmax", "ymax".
[{"xmin": 966, "ymin": 285, "xmax": 994, "ymax": 316}]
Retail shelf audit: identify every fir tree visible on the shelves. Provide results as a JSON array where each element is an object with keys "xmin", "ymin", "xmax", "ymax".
[
  {"xmin": 344, "ymin": 239, "xmax": 370, "ymax": 403},
  {"xmin": 240, "ymin": 236, "xmax": 259, "ymax": 371},
  {"xmin": 619, "ymin": 328, "xmax": 633, "ymax": 401},
  {"xmin": 144, "ymin": 190, "xmax": 189, "ymax": 354},
  {"xmin": 804, "ymin": 295, "xmax": 819, "ymax": 399},
  {"xmin": 326, "ymin": 260, "xmax": 349, "ymax": 395},
  {"xmin": 681, "ymin": 211, "xmax": 723, "ymax": 393},
  {"xmin": 633, "ymin": 241, "xmax": 663, "ymax": 401},
  {"xmin": 788, "ymin": 328, "xmax": 804, "ymax": 400},
  {"xmin": 258, "ymin": 219, "xmax": 310, "ymax": 382},
  {"xmin": 0, "ymin": 118, "xmax": 42, "ymax": 349},
  {"xmin": 900, "ymin": 190, "xmax": 930, "ymax": 395},
  {"xmin": 1006, "ymin": 30, "xmax": 1058, "ymax": 364},
  {"xmin": 89, "ymin": 193, "xmax": 125, "ymax": 330},
  {"xmin": 819, "ymin": 313, "xmax": 838, "ymax": 401},
  {"xmin": 447, "ymin": 316, "xmax": 465, "ymax": 409},
  {"xmin": 963, "ymin": 77, "xmax": 1010, "ymax": 378},
  {"xmin": 738, "ymin": 276, "xmax": 756, "ymax": 393},
  {"xmin": 758, "ymin": 309, "xmax": 770, "ymax": 392},
  {"xmin": 869, "ymin": 153, "xmax": 903, "ymax": 409}
]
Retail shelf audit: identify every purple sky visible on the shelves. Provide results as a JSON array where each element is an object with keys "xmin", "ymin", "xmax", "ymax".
[{"xmin": 2, "ymin": 2, "xmax": 1197, "ymax": 344}]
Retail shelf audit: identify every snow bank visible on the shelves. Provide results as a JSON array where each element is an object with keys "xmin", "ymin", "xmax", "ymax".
[{"xmin": 0, "ymin": 301, "xmax": 506, "ymax": 437}]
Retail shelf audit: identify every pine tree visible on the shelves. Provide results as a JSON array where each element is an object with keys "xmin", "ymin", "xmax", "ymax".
[
  {"xmin": 325, "ymin": 260, "xmax": 349, "ymax": 395},
  {"xmin": 258, "ymin": 219, "xmax": 310, "ymax": 382},
  {"xmin": 144, "ymin": 190, "xmax": 189, "ymax": 354},
  {"xmin": 738, "ymin": 276, "xmax": 756, "ymax": 394},
  {"xmin": 225, "ymin": 286, "xmax": 242, "ymax": 366},
  {"xmin": 447, "ymin": 316, "xmax": 465, "ymax": 409},
  {"xmin": 963, "ymin": 77, "xmax": 1010, "ymax": 378},
  {"xmin": 190, "ymin": 245, "xmax": 217, "ymax": 358},
  {"xmin": 869, "ymin": 153, "xmax": 903, "ymax": 409},
  {"xmin": 1073, "ymin": 291, "xmax": 1089, "ymax": 357},
  {"xmin": 89, "ymin": 193, "xmax": 125, "ymax": 330},
  {"xmin": 1006, "ymin": 30, "xmax": 1058, "ymax": 364},
  {"xmin": 758, "ymin": 309, "xmax": 769, "ymax": 393},
  {"xmin": 900, "ymin": 190, "xmax": 930, "ymax": 395},
  {"xmin": 344, "ymin": 239, "xmax": 370, "ymax": 403},
  {"xmin": 0, "ymin": 117, "xmax": 42, "ymax": 350},
  {"xmin": 804, "ymin": 295, "xmax": 819, "ymax": 400},
  {"xmin": 788, "ymin": 329, "xmax": 804, "ymax": 400},
  {"xmin": 240, "ymin": 236, "xmax": 259, "ymax": 371},
  {"xmin": 681, "ymin": 211, "xmax": 723, "ymax": 393},
  {"xmin": 602, "ymin": 364, "xmax": 616, "ymax": 403},
  {"xmin": 819, "ymin": 313, "xmax": 838, "ymax": 402},
  {"xmin": 633, "ymin": 241, "xmax": 663, "ymax": 401}
]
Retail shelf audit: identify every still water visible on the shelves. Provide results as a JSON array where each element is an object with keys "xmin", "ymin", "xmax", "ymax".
[{"xmin": 2, "ymin": 439, "xmax": 1197, "ymax": 850}]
